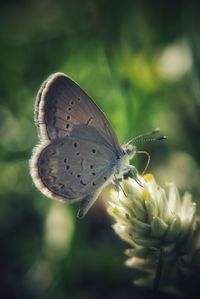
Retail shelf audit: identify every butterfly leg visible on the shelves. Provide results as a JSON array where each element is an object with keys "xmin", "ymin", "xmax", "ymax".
[
  {"xmin": 77, "ymin": 191, "xmax": 99, "ymax": 218},
  {"xmin": 129, "ymin": 165, "xmax": 144, "ymax": 187},
  {"xmin": 113, "ymin": 175, "xmax": 127, "ymax": 197}
]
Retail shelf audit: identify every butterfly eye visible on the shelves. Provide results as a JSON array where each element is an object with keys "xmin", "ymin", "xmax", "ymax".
[{"xmin": 126, "ymin": 144, "xmax": 134, "ymax": 156}]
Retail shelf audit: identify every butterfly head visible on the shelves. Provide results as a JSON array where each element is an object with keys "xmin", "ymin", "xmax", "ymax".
[
  {"xmin": 119, "ymin": 129, "xmax": 167, "ymax": 180},
  {"xmin": 115, "ymin": 143, "xmax": 136, "ymax": 178},
  {"xmin": 123, "ymin": 143, "xmax": 136, "ymax": 159}
]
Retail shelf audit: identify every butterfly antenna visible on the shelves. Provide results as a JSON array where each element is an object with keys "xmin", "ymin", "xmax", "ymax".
[
  {"xmin": 127, "ymin": 129, "xmax": 167, "ymax": 177},
  {"xmin": 127, "ymin": 128, "xmax": 167, "ymax": 145}
]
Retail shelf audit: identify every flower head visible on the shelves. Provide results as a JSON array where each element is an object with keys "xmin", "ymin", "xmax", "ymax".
[{"xmin": 107, "ymin": 173, "xmax": 196, "ymax": 279}]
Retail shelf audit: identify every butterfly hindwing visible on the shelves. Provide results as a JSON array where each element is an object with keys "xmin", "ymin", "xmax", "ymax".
[{"xmin": 31, "ymin": 125, "xmax": 117, "ymax": 202}]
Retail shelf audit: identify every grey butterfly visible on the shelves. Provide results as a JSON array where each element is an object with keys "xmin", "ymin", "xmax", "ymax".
[{"xmin": 30, "ymin": 73, "xmax": 164, "ymax": 218}]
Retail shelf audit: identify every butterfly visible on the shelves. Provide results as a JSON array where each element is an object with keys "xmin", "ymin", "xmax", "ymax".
[{"xmin": 30, "ymin": 73, "xmax": 165, "ymax": 217}]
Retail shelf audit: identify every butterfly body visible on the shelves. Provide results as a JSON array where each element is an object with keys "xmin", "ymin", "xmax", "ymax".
[{"xmin": 30, "ymin": 73, "xmax": 136, "ymax": 217}]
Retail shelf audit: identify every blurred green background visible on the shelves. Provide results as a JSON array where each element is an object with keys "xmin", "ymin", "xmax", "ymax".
[{"xmin": 1, "ymin": 0, "xmax": 200, "ymax": 298}]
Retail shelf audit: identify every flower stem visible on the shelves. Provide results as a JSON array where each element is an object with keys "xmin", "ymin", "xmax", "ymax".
[{"xmin": 153, "ymin": 248, "xmax": 163, "ymax": 294}]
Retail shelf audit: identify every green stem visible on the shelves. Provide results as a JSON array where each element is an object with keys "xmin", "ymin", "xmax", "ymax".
[{"xmin": 153, "ymin": 248, "xmax": 163, "ymax": 294}]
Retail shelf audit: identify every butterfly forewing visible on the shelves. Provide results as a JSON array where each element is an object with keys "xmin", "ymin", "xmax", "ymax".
[{"xmin": 35, "ymin": 73, "xmax": 121, "ymax": 153}]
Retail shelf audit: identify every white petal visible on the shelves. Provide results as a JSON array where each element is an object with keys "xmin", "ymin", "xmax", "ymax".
[
  {"xmin": 179, "ymin": 192, "xmax": 196, "ymax": 221},
  {"xmin": 144, "ymin": 174, "xmax": 158, "ymax": 198},
  {"xmin": 125, "ymin": 247, "xmax": 150, "ymax": 258},
  {"xmin": 150, "ymin": 217, "xmax": 168, "ymax": 238},
  {"xmin": 122, "ymin": 197, "xmax": 147, "ymax": 222},
  {"xmin": 131, "ymin": 217, "xmax": 151, "ymax": 235},
  {"xmin": 167, "ymin": 182, "xmax": 181, "ymax": 213},
  {"xmin": 133, "ymin": 275, "xmax": 154, "ymax": 287},
  {"xmin": 144, "ymin": 198, "xmax": 158, "ymax": 220},
  {"xmin": 165, "ymin": 216, "xmax": 181, "ymax": 241},
  {"xmin": 113, "ymin": 223, "xmax": 135, "ymax": 246},
  {"xmin": 125, "ymin": 256, "xmax": 153, "ymax": 270},
  {"xmin": 123, "ymin": 178, "xmax": 144, "ymax": 199},
  {"xmin": 134, "ymin": 237, "xmax": 161, "ymax": 247}
]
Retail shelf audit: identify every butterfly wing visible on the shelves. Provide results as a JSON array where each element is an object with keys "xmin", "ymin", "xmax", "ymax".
[
  {"xmin": 31, "ymin": 73, "xmax": 124, "ymax": 216},
  {"xmin": 35, "ymin": 72, "xmax": 121, "ymax": 152},
  {"xmin": 31, "ymin": 125, "xmax": 117, "ymax": 208}
]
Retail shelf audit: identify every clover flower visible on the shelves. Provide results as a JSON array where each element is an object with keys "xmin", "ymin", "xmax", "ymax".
[{"xmin": 107, "ymin": 173, "xmax": 196, "ymax": 286}]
